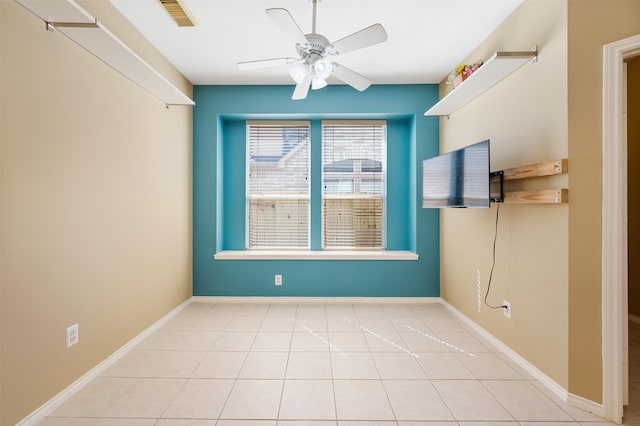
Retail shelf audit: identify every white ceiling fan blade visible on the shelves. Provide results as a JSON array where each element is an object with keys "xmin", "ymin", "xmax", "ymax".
[
  {"xmin": 266, "ymin": 8, "xmax": 309, "ymax": 47},
  {"xmin": 238, "ymin": 57, "xmax": 297, "ymax": 70},
  {"xmin": 331, "ymin": 63, "xmax": 372, "ymax": 92},
  {"xmin": 330, "ymin": 23, "xmax": 387, "ymax": 56},
  {"xmin": 292, "ymin": 74, "xmax": 312, "ymax": 100}
]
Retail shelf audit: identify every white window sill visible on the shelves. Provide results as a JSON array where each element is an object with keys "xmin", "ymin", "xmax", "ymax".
[{"xmin": 214, "ymin": 250, "xmax": 419, "ymax": 261}]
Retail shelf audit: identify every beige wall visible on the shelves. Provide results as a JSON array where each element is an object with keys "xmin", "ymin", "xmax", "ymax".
[
  {"xmin": 440, "ymin": 0, "xmax": 570, "ymax": 388},
  {"xmin": 440, "ymin": 0, "xmax": 640, "ymax": 405},
  {"xmin": 567, "ymin": 0, "xmax": 640, "ymax": 403},
  {"xmin": 628, "ymin": 57, "xmax": 640, "ymax": 318},
  {"xmin": 0, "ymin": 1, "xmax": 193, "ymax": 424}
]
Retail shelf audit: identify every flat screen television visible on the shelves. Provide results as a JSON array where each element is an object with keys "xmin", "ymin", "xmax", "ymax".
[{"xmin": 422, "ymin": 140, "xmax": 498, "ymax": 208}]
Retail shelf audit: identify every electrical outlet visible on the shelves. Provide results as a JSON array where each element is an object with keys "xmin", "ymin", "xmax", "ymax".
[
  {"xmin": 66, "ymin": 323, "xmax": 79, "ymax": 348},
  {"xmin": 503, "ymin": 300, "xmax": 512, "ymax": 319},
  {"xmin": 275, "ymin": 275, "xmax": 282, "ymax": 286}
]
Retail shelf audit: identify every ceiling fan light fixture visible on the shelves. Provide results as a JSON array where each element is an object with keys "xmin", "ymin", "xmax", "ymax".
[
  {"xmin": 289, "ymin": 64, "xmax": 308, "ymax": 84},
  {"xmin": 312, "ymin": 78, "xmax": 327, "ymax": 90},
  {"xmin": 313, "ymin": 59, "xmax": 332, "ymax": 80}
]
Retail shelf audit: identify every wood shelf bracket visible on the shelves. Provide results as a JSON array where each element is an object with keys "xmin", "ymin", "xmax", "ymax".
[
  {"xmin": 496, "ymin": 158, "xmax": 569, "ymax": 205},
  {"xmin": 504, "ymin": 188, "xmax": 568, "ymax": 204},
  {"xmin": 502, "ymin": 158, "xmax": 568, "ymax": 181}
]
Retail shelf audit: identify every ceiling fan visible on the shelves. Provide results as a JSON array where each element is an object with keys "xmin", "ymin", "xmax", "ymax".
[{"xmin": 238, "ymin": 0, "xmax": 388, "ymax": 100}]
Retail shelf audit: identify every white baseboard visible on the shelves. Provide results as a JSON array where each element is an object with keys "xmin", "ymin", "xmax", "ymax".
[
  {"xmin": 17, "ymin": 298, "xmax": 193, "ymax": 426},
  {"xmin": 19, "ymin": 295, "xmax": 606, "ymax": 425},
  {"xmin": 439, "ymin": 298, "xmax": 605, "ymax": 419},
  {"xmin": 18, "ymin": 296, "xmax": 437, "ymax": 424},
  {"xmin": 191, "ymin": 296, "xmax": 441, "ymax": 304}
]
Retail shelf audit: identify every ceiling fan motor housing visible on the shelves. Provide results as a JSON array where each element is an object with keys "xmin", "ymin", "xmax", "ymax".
[{"xmin": 297, "ymin": 33, "xmax": 330, "ymax": 64}]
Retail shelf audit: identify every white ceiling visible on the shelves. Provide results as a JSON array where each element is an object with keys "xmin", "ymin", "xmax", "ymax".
[{"xmin": 110, "ymin": 0, "xmax": 524, "ymax": 86}]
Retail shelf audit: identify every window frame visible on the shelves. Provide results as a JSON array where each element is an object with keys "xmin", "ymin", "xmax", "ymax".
[
  {"xmin": 245, "ymin": 120, "xmax": 311, "ymax": 250},
  {"xmin": 321, "ymin": 120, "xmax": 387, "ymax": 250}
]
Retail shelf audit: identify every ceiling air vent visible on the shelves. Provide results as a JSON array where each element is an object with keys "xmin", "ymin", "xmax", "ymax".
[{"xmin": 158, "ymin": 0, "xmax": 195, "ymax": 27}]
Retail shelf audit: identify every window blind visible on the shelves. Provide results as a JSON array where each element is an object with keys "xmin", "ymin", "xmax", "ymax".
[
  {"xmin": 322, "ymin": 120, "xmax": 386, "ymax": 249},
  {"xmin": 247, "ymin": 121, "xmax": 310, "ymax": 248}
]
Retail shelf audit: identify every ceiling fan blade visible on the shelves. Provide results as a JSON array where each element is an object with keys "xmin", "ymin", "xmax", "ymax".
[
  {"xmin": 292, "ymin": 74, "xmax": 312, "ymax": 100},
  {"xmin": 331, "ymin": 63, "xmax": 372, "ymax": 92},
  {"xmin": 266, "ymin": 8, "xmax": 309, "ymax": 47},
  {"xmin": 330, "ymin": 23, "xmax": 387, "ymax": 56},
  {"xmin": 238, "ymin": 57, "xmax": 297, "ymax": 70}
]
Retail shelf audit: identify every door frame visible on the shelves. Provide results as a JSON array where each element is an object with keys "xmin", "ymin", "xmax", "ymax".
[{"xmin": 602, "ymin": 34, "xmax": 640, "ymax": 423}]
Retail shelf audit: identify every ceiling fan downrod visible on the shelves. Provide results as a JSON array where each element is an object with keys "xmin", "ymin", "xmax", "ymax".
[{"xmin": 311, "ymin": 0, "xmax": 318, "ymax": 34}]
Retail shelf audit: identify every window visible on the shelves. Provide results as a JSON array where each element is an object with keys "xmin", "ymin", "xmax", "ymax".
[
  {"xmin": 246, "ymin": 121, "xmax": 310, "ymax": 248},
  {"xmin": 244, "ymin": 120, "xmax": 388, "ymax": 252},
  {"xmin": 322, "ymin": 121, "xmax": 386, "ymax": 249},
  {"xmin": 216, "ymin": 117, "xmax": 416, "ymax": 260}
]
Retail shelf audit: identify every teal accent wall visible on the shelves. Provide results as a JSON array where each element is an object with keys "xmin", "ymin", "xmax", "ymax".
[{"xmin": 194, "ymin": 84, "xmax": 440, "ymax": 297}]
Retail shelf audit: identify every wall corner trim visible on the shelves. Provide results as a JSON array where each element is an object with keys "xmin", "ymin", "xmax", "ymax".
[
  {"xmin": 567, "ymin": 393, "xmax": 606, "ymax": 421},
  {"xmin": 15, "ymin": 298, "xmax": 193, "ymax": 426}
]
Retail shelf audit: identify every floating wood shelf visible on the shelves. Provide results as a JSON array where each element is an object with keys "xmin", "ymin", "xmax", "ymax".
[
  {"xmin": 16, "ymin": 0, "xmax": 195, "ymax": 106},
  {"xmin": 496, "ymin": 159, "xmax": 569, "ymax": 204},
  {"xmin": 504, "ymin": 189, "xmax": 568, "ymax": 204},
  {"xmin": 503, "ymin": 158, "xmax": 568, "ymax": 181},
  {"xmin": 424, "ymin": 49, "xmax": 537, "ymax": 117}
]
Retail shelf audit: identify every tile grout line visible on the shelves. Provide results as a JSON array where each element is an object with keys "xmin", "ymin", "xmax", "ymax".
[
  {"xmin": 325, "ymin": 302, "xmax": 340, "ymax": 424},
  {"xmin": 275, "ymin": 303, "xmax": 297, "ymax": 422},
  {"xmin": 376, "ymin": 304, "xmax": 402, "ymax": 424},
  {"xmin": 215, "ymin": 301, "xmax": 267, "ymax": 422},
  {"xmin": 155, "ymin": 304, "xmax": 220, "ymax": 424},
  {"xmin": 156, "ymin": 299, "xmax": 219, "ymax": 423}
]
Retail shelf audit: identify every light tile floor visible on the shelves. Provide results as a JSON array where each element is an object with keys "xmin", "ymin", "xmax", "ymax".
[{"xmin": 39, "ymin": 301, "xmax": 612, "ymax": 425}]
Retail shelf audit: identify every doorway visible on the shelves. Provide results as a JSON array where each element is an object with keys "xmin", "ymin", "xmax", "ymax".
[
  {"xmin": 602, "ymin": 35, "xmax": 640, "ymax": 423},
  {"xmin": 626, "ymin": 56, "xmax": 640, "ymax": 421}
]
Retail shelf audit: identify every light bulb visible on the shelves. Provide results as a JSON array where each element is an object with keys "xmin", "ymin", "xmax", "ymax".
[
  {"xmin": 289, "ymin": 64, "xmax": 308, "ymax": 84},
  {"xmin": 312, "ymin": 78, "xmax": 327, "ymax": 90},
  {"xmin": 313, "ymin": 59, "xmax": 332, "ymax": 80}
]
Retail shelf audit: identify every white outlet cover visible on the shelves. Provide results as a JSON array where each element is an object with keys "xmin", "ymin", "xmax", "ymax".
[
  {"xmin": 502, "ymin": 301, "xmax": 512, "ymax": 319},
  {"xmin": 66, "ymin": 323, "xmax": 79, "ymax": 348}
]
